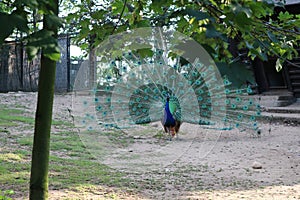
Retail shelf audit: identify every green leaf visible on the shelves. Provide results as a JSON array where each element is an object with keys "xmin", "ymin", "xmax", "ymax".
[
  {"xmin": 258, "ymin": 51, "xmax": 268, "ymax": 61},
  {"xmin": 26, "ymin": 45, "xmax": 39, "ymax": 60},
  {"xmin": 13, "ymin": 0, "xmax": 38, "ymax": 8},
  {"xmin": 150, "ymin": 0, "xmax": 171, "ymax": 14},
  {"xmin": 91, "ymin": 10, "xmax": 107, "ymax": 19},
  {"xmin": 111, "ymin": 0, "xmax": 126, "ymax": 15},
  {"xmin": 267, "ymin": 31, "xmax": 279, "ymax": 43},
  {"xmin": 135, "ymin": 19, "xmax": 150, "ymax": 27},
  {"xmin": 278, "ymin": 11, "xmax": 293, "ymax": 22},
  {"xmin": 275, "ymin": 58, "xmax": 282, "ymax": 72},
  {"xmin": 4, "ymin": 189, "xmax": 15, "ymax": 195},
  {"xmin": 184, "ymin": 9, "xmax": 211, "ymax": 21},
  {"xmin": 11, "ymin": 11, "xmax": 29, "ymax": 32},
  {"xmin": 232, "ymin": 3, "xmax": 252, "ymax": 18},
  {"xmin": 43, "ymin": 44, "xmax": 61, "ymax": 61},
  {"xmin": 136, "ymin": 48, "xmax": 153, "ymax": 58},
  {"xmin": 12, "ymin": 0, "xmax": 39, "ymax": 8},
  {"xmin": 202, "ymin": 44, "xmax": 216, "ymax": 56},
  {"xmin": 25, "ymin": 29, "xmax": 60, "ymax": 61},
  {"xmin": 216, "ymin": 61, "xmax": 255, "ymax": 88},
  {"xmin": 0, "ymin": 12, "xmax": 14, "ymax": 43},
  {"xmin": 0, "ymin": 10, "xmax": 29, "ymax": 43},
  {"xmin": 44, "ymin": 52, "xmax": 60, "ymax": 61},
  {"xmin": 44, "ymin": 14, "xmax": 63, "ymax": 28},
  {"xmin": 38, "ymin": 0, "xmax": 57, "ymax": 14},
  {"xmin": 25, "ymin": 30, "xmax": 55, "ymax": 47},
  {"xmin": 205, "ymin": 24, "xmax": 223, "ymax": 39},
  {"xmin": 235, "ymin": 12, "xmax": 252, "ymax": 31},
  {"xmin": 245, "ymin": 41, "xmax": 253, "ymax": 49}
]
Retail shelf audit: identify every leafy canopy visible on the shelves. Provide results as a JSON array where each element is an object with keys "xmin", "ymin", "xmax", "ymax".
[
  {"xmin": 0, "ymin": 0, "xmax": 62, "ymax": 61},
  {"xmin": 1, "ymin": 0, "xmax": 299, "ymax": 74},
  {"xmin": 63, "ymin": 0, "xmax": 299, "ymax": 63},
  {"xmin": 60, "ymin": 0, "xmax": 299, "ymax": 86}
]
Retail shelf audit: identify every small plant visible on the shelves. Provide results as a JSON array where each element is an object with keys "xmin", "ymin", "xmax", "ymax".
[
  {"xmin": 0, "ymin": 190, "xmax": 14, "ymax": 200},
  {"xmin": 153, "ymin": 132, "xmax": 164, "ymax": 139}
]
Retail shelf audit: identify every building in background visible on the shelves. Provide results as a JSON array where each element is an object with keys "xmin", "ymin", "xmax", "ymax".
[{"xmin": 252, "ymin": 0, "xmax": 300, "ymax": 106}]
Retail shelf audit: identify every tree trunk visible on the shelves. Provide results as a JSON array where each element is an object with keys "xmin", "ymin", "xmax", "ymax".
[
  {"xmin": 89, "ymin": 47, "xmax": 96, "ymax": 89},
  {"xmin": 89, "ymin": 34, "xmax": 96, "ymax": 89},
  {"xmin": 29, "ymin": 55, "xmax": 56, "ymax": 199},
  {"xmin": 29, "ymin": 1, "xmax": 58, "ymax": 199}
]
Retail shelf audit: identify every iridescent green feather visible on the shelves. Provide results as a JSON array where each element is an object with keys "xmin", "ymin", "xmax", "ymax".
[{"xmin": 76, "ymin": 49, "xmax": 261, "ymax": 135}]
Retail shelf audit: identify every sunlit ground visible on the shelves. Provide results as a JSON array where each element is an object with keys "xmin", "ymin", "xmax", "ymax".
[{"xmin": 0, "ymin": 92, "xmax": 299, "ymax": 199}]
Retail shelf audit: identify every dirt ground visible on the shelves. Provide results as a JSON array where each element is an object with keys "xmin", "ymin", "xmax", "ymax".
[{"xmin": 0, "ymin": 92, "xmax": 299, "ymax": 199}]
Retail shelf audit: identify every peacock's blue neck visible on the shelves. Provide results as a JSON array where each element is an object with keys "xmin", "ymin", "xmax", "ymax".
[
  {"xmin": 165, "ymin": 101, "xmax": 171, "ymax": 113},
  {"xmin": 164, "ymin": 100, "xmax": 175, "ymax": 125}
]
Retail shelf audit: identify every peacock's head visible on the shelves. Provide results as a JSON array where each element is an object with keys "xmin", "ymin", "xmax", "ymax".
[{"xmin": 166, "ymin": 94, "xmax": 170, "ymax": 102}]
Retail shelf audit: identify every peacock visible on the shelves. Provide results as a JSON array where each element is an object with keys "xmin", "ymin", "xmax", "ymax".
[
  {"xmin": 161, "ymin": 94, "xmax": 181, "ymax": 138},
  {"xmin": 72, "ymin": 27, "xmax": 261, "ymax": 140}
]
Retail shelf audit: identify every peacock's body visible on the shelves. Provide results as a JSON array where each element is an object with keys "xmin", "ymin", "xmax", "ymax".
[
  {"xmin": 72, "ymin": 27, "xmax": 261, "ymax": 139},
  {"xmin": 161, "ymin": 95, "xmax": 181, "ymax": 137}
]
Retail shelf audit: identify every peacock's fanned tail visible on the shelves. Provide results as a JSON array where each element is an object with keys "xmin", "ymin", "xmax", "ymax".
[{"xmin": 74, "ymin": 47, "xmax": 261, "ymax": 135}]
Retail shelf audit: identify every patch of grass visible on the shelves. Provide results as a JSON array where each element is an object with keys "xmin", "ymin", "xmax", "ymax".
[
  {"xmin": 0, "ymin": 190, "xmax": 15, "ymax": 200},
  {"xmin": 0, "ymin": 165, "xmax": 8, "ymax": 174},
  {"xmin": 17, "ymin": 137, "xmax": 33, "ymax": 146},
  {"xmin": 1, "ymin": 115, "xmax": 35, "ymax": 124},
  {"xmin": 48, "ymin": 155, "xmax": 137, "ymax": 192},
  {"xmin": 13, "ymin": 129, "xmax": 139, "ymax": 191},
  {"xmin": 50, "ymin": 132, "xmax": 91, "ymax": 158},
  {"xmin": 0, "ymin": 107, "xmax": 34, "ymax": 126},
  {"xmin": 14, "ymin": 104, "xmax": 28, "ymax": 109},
  {"xmin": 0, "ymin": 130, "xmax": 10, "ymax": 144},
  {"xmin": 0, "ymin": 153, "xmax": 23, "ymax": 162},
  {"xmin": 0, "ymin": 171, "xmax": 30, "ymax": 185},
  {"xmin": 52, "ymin": 120, "xmax": 74, "ymax": 127},
  {"xmin": 80, "ymin": 130, "xmax": 134, "ymax": 148},
  {"xmin": 0, "ymin": 107, "xmax": 23, "ymax": 115},
  {"xmin": 0, "ymin": 120, "xmax": 18, "ymax": 127},
  {"xmin": 0, "ymin": 155, "xmax": 30, "ymax": 193},
  {"xmin": 0, "ymin": 128, "xmax": 10, "ymax": 133},
  {"xmin": 153, "ymin": 132, "xmax": 165, "ymax": 139},
  {"xmin": 0, "ymin": 104, "xmax": 73, "ymax": 129},
  {"xmin": 2, "ymin": 132, "xmax": 139, "ymax": 198},
  {"xmin": 0, "ymin": 104, "xmax": 145, "ymax": 198},
  {"xmin": 16, "ymin": 131, "xmax": 89, "ymax": 159},
  {"xmin": 100, "ymin": 130, "xmax": 134, "ymax": 147}
]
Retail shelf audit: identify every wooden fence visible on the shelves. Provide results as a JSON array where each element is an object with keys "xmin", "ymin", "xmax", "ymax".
[{"xmin": 0, "ymin": 35, "xmax": 79, "ymax": 93}]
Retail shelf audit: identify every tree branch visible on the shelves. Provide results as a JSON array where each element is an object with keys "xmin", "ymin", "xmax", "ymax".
[
  {"xmin": 264, "ymin": 22, "xmax": 300, "ymax": 35},
  {"xmin": 252, "ymin": 33, "xmax": 300, "ymax": 68},
  {"xmin": 111, "ymin": 0, "xmax": 127, "ymax": 35}
]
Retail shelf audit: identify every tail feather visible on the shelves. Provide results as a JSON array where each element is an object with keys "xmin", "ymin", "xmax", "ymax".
[{"xmin": 75, "ymin": 49, "xmax": 261, "ymax": 135}]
